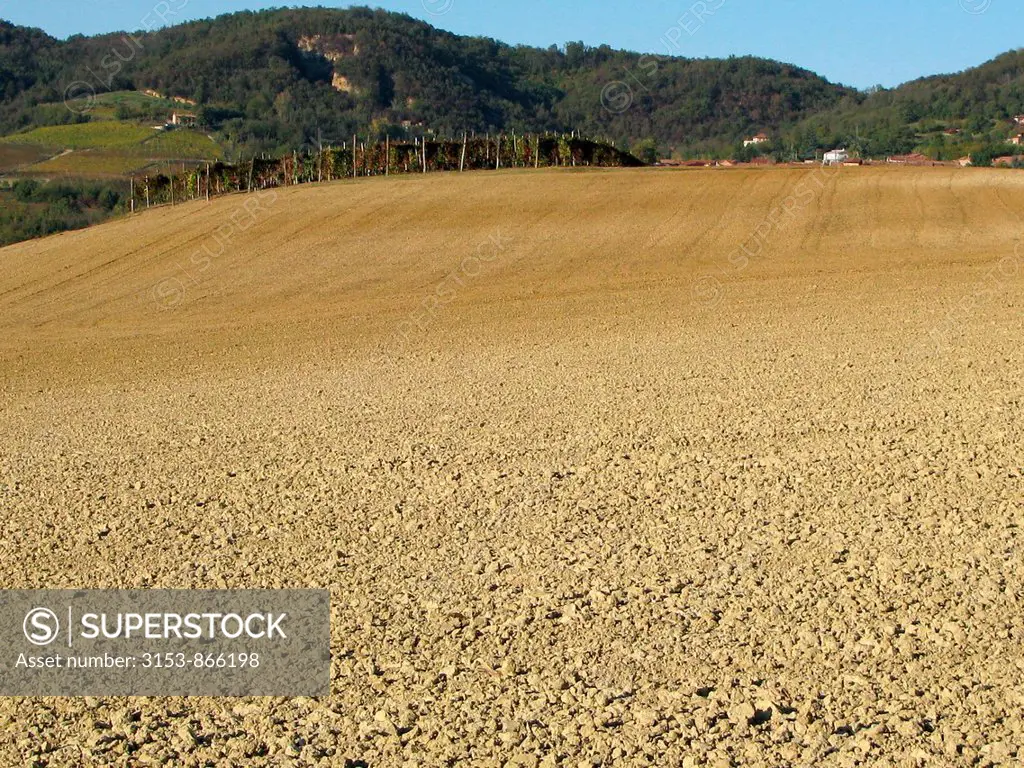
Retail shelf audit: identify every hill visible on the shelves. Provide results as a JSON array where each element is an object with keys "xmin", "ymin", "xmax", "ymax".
[
  {"xmin": 779, "ymin": 49, "xmax": 1024, "ymax": 160},
  {"xmin": 0, "ymin": 6, "xmax": 860, "ymax": 247},
  {"xmin": 5, "ymin": 9, "xmax": 1024, "ymax": 163},
  {"xmin": 0, "ymin": 8, "xmax": 853, "ymax": 156},
  {"xmin": 5, "ymin": 8, "xmax": 1024, "ymax": 248}
]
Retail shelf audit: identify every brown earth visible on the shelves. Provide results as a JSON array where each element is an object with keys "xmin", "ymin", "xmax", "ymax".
[
  {"xmin": 0, "ymin": 166, "xmax": 1022, "ymax": 766},
  {"xmin": 0, "ymin": 142, "xmax": 56, "ymax": 173}
]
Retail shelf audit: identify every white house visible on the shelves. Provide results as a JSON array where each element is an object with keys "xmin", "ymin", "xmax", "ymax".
[
  {"xmin": 170, "ymin": 111, "xmax": 198, "ymax": 127},
  {"xmin": 743, "ymin": 132, "xmax": 770, "ymax": 147},
  {"xmin": 823, "ymin": 148, "xmax": 849, "ymax": 166}
]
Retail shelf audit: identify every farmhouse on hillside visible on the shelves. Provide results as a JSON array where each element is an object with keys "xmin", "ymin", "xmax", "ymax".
[
  {"xmin": 1011, "ymin": 134, "xmax": 1024, "ymax": 146},
  {"xmin": 743, "ymin": 132, "xmax": 770, "ymax": 147},
  {"xmin": 170, "ymin": 111, "xmax": 198, "ymax": 128},
  {"xmin": 822, "ymin": 148, "xmax": 849, "ymax": 166}
]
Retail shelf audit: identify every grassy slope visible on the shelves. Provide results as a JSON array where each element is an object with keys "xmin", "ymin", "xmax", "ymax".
[
  {"xmin": 0, "ymin": 91, "xmax": 224, "ymax": 179},
  {"xmin": 5, "ymin": 123, "xmax": 160, "ymax": 150}
]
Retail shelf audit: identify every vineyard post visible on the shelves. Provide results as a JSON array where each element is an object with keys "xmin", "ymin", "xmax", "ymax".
[
  {"xmin": 535, "ymin": 135, "xmax": 540, "ymax": 169},
  {"xmin": 206, "ymin": 164, "xmax": 210, "ymax": 202},
  {"xmin": 248, "ymin": 158, "xmax": 254, "ymax": 192},
  {"xmin": 512, "ymin": 131, "xmax": 517, "ymax": 167},
  {"xmin": 421, "ymin": 138, "xmax": 426, "ymax": 173},
  {"xmin": 486, "ymin": 132, "xmax": 490, "ymax": 162},
  {"xmin": 353, "ymin": 135, "xmax": 357, "ymax": 178},
  {"xmin": 170, "ymin": 169, "xmax": 174, "ymax": 206},
  {"xmin": 496, "ymin": 135, "xmax": 501, "ymax": 170},
  {"xmin": 316, "ymin": 127, "xmax": 323, "ymax": 183},
  {"xmin": 145, "ymin": 177, "xmax": 150, "ymax": 209},
  {"xmin": 385, "ymin": 135, "xmax": 390, "ymax": 176},
  {"xmin": 460, "ymin": 132, "xmax": 467, "ymax": 172},
  {"xmin": 130, "ymin": 177, "xmax": 135, "ymax": 214}
]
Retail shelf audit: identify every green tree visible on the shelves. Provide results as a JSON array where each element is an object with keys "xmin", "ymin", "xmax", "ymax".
[
  {"xmin": 970, "ymin": 143, "xmax": 1017, "ymax": 167},
  {"xmin": 630, "ymin": 138, "xmax": 658, "ymax": 164}
]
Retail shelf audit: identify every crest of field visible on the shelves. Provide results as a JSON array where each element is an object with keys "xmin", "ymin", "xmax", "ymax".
[{"xmin": 0, "ymin": 165, "xmax": 1022, "ymax": 381}]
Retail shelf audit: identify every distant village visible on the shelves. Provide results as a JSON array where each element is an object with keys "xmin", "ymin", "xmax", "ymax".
[{"xmin": 657, "ymin": 116, "xmax": 1024, "ymax": 169}]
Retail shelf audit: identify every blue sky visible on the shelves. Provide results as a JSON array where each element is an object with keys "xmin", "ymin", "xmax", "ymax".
[{"xmin": 3, "ymin": 0, "xmax": 1019, "ymax": 89}]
